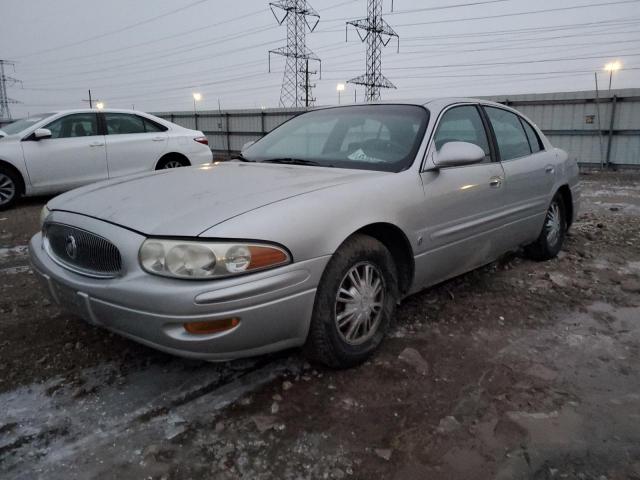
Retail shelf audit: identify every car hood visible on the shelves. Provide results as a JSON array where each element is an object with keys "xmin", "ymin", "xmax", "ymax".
[{"xmin": 49, "ymin": 162, "xmax": 384, "ymax": 236}]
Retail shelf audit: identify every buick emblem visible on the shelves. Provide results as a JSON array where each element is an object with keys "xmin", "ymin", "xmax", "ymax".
[{"xmin": 65, "ymin": 235, "xmax": 78, "ymax": 260}]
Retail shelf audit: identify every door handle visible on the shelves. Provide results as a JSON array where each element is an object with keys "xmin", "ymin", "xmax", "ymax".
[
  {"xmin": 152, "ymin": 137, "xmax": 165, "ymax": 141},
  {"xmin": 89, "ymin": 142, "xmax": 104, "ymax": 147},
  {"xmin": 489, "ymin": 177, "xmax": 503, "ymax": 188},
  {"xmin": 545, "ymin": 165, "xmax": 555, "ymax": 174}
]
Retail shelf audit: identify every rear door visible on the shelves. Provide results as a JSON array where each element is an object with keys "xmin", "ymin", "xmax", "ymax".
[
  {"xmin": 20, "ymin": 112, "xmax": 108, "ymax": 192},
  {"xmin": 103, "ymin": 113, "xmax": 168, "ymax": 178},
  {"xmin": 482, "ymin": 106, "xmax": 555, "ymax": 244},
  {"xmin": 416, "ymin": 104, "xmax": 507, "ymax": 288}
]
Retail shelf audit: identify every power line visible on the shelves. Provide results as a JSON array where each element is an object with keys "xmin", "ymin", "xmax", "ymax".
[
  {"xmin": 11, "ymin": 0, "xmax": 213, "ymax": 59},
  {"xmin": 327, "ymin": 50, "xmax": 640, "ymax": 73},
  {"xmin": 389, "ymin": 0, "xmax": 640, "ymax": 27},
  {"xmin": 316, "ymin": 0, "xmax": 640, "ymax": 32},
  {"xmin": 322, "ymin": 0, "xmax": 511, "ymax": 22},
  {"xmin": 26, "ymin": 8, "xmax": 269, "ymax": 67},
  {"xmin": 400, "ymin": 37, "xmax": 640, "ymax": 57},
  {"xmin": 18, "ymin": 0, "xmax": 357, "ymax": 80},
  {"xmin": 387, "ymin": 0, "xmax": 510, "ymax": 15}
]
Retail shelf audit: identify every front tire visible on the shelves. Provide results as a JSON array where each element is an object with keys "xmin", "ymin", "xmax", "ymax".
[
  {"xmin": 0, "ymin": 167, "xmax": 20, "ymax": 210},
  {"xmin": 524, "ymin": 193, "xmax": 567, "ymax": 261},
  {"xmin": 305, "ymin": 234, "xmax": 399, "ymax": 368}
]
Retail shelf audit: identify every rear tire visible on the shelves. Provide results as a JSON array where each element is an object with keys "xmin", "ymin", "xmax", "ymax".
[
  {"xmin": 524, "ymin": 193, "xmax": 567, "ymax": 261},
  {"xmin": 0, "ymin": 166, "xmax": 21, "ymax": 210},
  {"xmin": 304, "ymin": 234, "xmax": 399, "ymax": 368}
]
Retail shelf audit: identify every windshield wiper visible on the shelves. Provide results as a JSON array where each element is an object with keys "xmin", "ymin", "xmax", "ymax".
[
  {"xmin": 229, "ymin": 153, "xmax": 254, "ymax": 162},
  {"xmin": 261, "ymin": 157, "xmax": 322, "ymax": 166}
]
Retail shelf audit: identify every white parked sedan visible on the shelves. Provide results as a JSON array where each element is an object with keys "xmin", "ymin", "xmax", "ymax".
[{"xmin": 0, "ymin": 109, "xmax": 213, "ymax": 209}]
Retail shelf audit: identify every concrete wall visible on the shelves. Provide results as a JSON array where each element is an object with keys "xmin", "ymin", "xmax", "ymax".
[{"xmin": 155, "ymin": 89, "xmax": 640, "ymax": 167}]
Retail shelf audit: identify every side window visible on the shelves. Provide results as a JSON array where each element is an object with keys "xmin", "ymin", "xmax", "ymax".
[
  {"xmin": 105, "ymin": 113, "xmax": 146, "ymax": 135},
  {"xmin": 433, "ymin": 105, "xmax": 491, "ymax": 162},
  {"xmin": 520, "ymin": 119, "xmax": 543, "ymax": 153},
  {"xmin": 143, "ymin": 117, "xmax": 167, "ymax": 133},
  {"xmin": 484, "ymin": 107, "xmax": 532, "ymax": 161},
  {"xmin": 43, "ymin": 113, "xmax": 99, "ymax": 139}
]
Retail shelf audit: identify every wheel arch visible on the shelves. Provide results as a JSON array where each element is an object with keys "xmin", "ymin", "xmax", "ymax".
[
  {"xmin": 347, "ymin": 222, "xmax": 415, "ymax": 296},
  {"xmin": 557, "ymin": 184, "xmax": 573, "ymax": 228},
  {"xmin": 155, "ymin": 152, "xmax": 190, "ymax": 169},
  {"xmin": 0, "ymin": 159, "xmax": 26, "ymax": 194}
]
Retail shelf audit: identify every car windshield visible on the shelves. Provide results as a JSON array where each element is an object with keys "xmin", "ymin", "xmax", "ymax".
[
  {"xmin": 242, "ymin": 105, "xmax": 429, "ymax": 172},
  {"xmin": 1, "ymin": 113, "xmax": 55, "ymax": 135}
]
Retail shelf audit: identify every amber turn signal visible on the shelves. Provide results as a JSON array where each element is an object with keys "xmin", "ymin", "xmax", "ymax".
[
  {"xmin": 248, "ymin": 245, "xmax": 289, "ymax": 270},
  {"xmin": 184, "ymin": 317, "xmax": 240, "ymax": 335}
]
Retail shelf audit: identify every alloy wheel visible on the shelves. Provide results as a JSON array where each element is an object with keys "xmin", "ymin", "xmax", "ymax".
[
  {"xmin": 545, "ymin": 201, "xmax": 562, "ymax": 246},
  {"xmin": 163, "ymin": 160, "xmax": 184, "ymax": 169},
  {"xmin": 334, "ymin": 262, "xmax": 385, "ymax": 346}
]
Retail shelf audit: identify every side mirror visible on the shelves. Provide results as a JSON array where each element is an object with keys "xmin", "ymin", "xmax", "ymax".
[
  {"xmin": 33, "ymin": 128, "xmax": 52, "ymax": 140},
  {"xmin": 241, "ymin": 140, "xmax": 256, "ymax": 152},
  {"xmin": 0, "ymin": 130, "xmax": 6, "ymax": 138},
  {"xmin": 433, "ymin": 141, "xmax": 485, "ymax": 168}
]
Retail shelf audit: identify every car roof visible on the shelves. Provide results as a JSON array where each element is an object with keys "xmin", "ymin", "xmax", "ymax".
[
  {"xmin": 313, "ymin": 97, "xmax": 509, "ymax": 110},
  {"xmin": 46, "ymin": 108, "xmax": 147, "ymax": 115}
]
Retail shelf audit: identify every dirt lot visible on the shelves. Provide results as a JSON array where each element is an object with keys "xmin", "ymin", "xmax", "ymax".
[{"xmin": 1, "ymin": 172, "xmax": 639, "ymax": 480}]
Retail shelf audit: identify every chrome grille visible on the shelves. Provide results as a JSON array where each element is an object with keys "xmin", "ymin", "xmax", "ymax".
[{"xmin": 44, "ymin": 223, "xmax": 122, "ymax": 277}]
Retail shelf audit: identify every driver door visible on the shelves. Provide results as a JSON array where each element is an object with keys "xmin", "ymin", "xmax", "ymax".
[
  {"xmin": 415, "ymin": 104, "xmax": 507, "ymax": 288},
  {"xmin": 21, "ymin": 112, "xmax": 108, "ymax": 193}
]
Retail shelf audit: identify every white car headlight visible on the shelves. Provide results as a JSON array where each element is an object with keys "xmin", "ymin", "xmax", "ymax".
[
  {"xmin": 39, "ymin": 205, "xmax": 51, "ymax": 228},
  {"xmin": 139, "ymin": 239, "xmax": 290, "ymax": 279}
]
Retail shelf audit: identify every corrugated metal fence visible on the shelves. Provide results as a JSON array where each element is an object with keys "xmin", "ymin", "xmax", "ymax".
[
  {"xmin": 153, "ymin": 108, "xmax": 306, "ymax": 161},
  {"xmin": 155, "ymin": 89, "xmax": 640, "ymax": 168},
  {"xmin": 484, "ymin": 89, "xmax": 640, "ymax": 168}
]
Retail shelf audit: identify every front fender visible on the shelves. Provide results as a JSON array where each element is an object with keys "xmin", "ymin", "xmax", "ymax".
[{"xmin": 198, "ymin": 170, "xmax": 425, "ymax": 263}]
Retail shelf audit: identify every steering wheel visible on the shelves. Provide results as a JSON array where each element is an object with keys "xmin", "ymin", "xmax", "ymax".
[{"xmin": 360, "ymin": 138, "xmax": 406, "ymax": 157}]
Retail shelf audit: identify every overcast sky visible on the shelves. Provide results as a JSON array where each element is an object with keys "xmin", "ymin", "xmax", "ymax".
[{"xmin": 2, "ymin": 0, "xmax": 639, "ymax": 118}]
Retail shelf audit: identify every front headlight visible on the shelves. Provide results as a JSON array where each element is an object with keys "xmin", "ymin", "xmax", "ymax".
[
  {"xmin": 139, "ymin": 239, "xmax": 290, "ymax": 279},
  {"xmin": 39, "ymin": 205, "xmax": 51, "ymax": 228}
]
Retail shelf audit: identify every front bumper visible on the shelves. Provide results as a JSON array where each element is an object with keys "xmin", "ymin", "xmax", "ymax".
[{"xmin": 29, "ymin": 211, "xmax": 329, "ymax": 360}]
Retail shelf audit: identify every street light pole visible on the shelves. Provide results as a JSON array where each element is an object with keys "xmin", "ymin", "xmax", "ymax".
[
  {"xmin": 336, "ymin": 83, "xmax": 345, "ymax": 105},
  {"xmin": 192, "ymin": 92, "xmax": 202, "ymax": 130},
  {"xmin": 604, "ymin": 61, "xmax": 622, "ymax": 93}
]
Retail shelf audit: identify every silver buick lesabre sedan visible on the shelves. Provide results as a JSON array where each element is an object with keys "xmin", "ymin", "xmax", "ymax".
[{"xmin": 30, "ymin": 99, "xmax": 580, "ymax": 368}]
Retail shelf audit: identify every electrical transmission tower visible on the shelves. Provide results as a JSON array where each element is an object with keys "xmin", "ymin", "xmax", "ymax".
[
  {"xmin": 0, "ymin": 60, "xmax": 20, "ymax": 121},
  {"xmin": 346, "ymin": 0, "xmax": 399, "ymax": 102},
  {"xmin": 268, "ymin": 1, "xmax": 321, "ymax": 107}
]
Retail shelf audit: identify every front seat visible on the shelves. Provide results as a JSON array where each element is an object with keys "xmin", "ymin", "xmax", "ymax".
[{"xmin": 74, "ymin": 123, "xmax": 87, "ymax": 137}]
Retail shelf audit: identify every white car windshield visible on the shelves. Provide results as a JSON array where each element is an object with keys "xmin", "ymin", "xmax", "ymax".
[
  {"xmin": 242, "ymin": 105, "xmax": 430, "ymax": 172},
  {"xmin": 1, "ymin": 114, "xmax": 55, "ymax": 135}
]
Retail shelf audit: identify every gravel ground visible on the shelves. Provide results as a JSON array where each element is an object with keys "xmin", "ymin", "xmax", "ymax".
[{"xmin": 1, "ymin": 172, "xmax": 639, "ymax": 480}]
